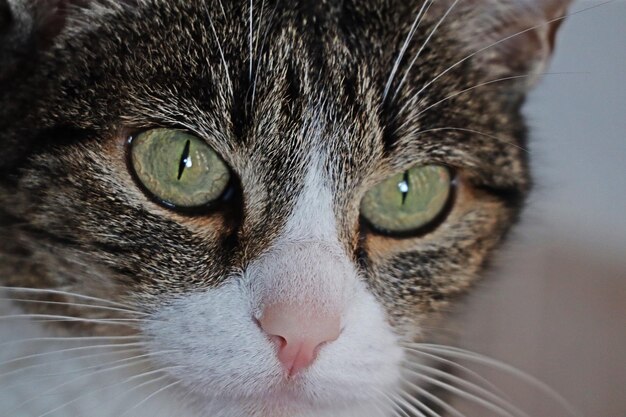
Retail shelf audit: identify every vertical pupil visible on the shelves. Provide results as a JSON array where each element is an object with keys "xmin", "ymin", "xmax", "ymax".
[
  {"xmin": 398, "ymin": 171, "xmax": 410, "ymax": 205},
  {"xmin": 177, "ymin": 140, "xmax": 191, "ymax": 180}
]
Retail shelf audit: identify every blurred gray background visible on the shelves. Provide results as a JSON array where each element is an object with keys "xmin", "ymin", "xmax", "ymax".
[{"xmin": 453, "ymin": 1, "xmax": 626, "ymax": 416}]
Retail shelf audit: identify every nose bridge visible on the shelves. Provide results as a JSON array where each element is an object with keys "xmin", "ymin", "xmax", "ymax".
[
  {"xmin": 250, "ymin": 241, "xmax": 354, "ymax": 311},
  {"xmin": 247, "ymin": 152, "xmax": 357, "ymax": 309}
]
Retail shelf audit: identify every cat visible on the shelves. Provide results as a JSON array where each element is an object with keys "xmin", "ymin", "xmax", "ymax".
[{"xmin": 0, "ymin": 0, "xmax": 574, "ymax": 416}]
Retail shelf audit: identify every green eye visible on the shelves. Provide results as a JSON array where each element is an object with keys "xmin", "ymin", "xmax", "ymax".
[
  {"xmin": 129, "ymin": 129, "xmax": 231, "ymax": 208},
  {"xmin": 360, "ymin": 165, "xmax": 452, "ymax": 235}
]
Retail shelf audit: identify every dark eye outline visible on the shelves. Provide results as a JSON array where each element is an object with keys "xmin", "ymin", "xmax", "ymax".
[
  {"xmin": 125, "ymin": 129, "xmax": 239, "ymax": 216},
  {"xmin": 360, "ymin": 168, "xmax": 458, "ymax": 239}
]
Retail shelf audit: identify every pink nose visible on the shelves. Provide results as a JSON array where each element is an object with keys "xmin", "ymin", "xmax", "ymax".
[{"xmin": 259, "ymin": 303, "xmax": 341, "ymax": 377}]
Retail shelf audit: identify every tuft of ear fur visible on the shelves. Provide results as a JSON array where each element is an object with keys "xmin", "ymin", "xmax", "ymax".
[{"xmin": 444, "ymin": 0, "xmax": 574, "ymax": 90}]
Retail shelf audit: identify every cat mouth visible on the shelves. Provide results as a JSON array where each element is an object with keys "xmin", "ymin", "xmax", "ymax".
[
  {"xmin": 183, "ymin": 371, "xmax": 380, "ymax": 412},
  {"xmin": 198, "ymin": 388, "xmax": 362, "ymax": 417}
]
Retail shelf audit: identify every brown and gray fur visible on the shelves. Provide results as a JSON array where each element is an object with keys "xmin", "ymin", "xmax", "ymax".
[{"xmin": 0, "ymin": 0, "xmax": 572, "ymax": 416}]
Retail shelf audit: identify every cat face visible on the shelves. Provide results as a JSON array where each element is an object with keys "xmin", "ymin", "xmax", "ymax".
[{"xmin": 0, "ymin": 1, "xmax": 569, "ymax": 416}]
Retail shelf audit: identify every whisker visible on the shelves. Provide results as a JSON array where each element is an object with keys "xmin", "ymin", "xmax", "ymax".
[
  {"xmin": 383, "ymin": 0, "xmax": 434, "ymax": 101},
  {"xmin": 0, "ymin": 286, "xmax": 140, "ymax": 311},
  {"xmin": 407, "ymin": 344, "xmax": 582, "ymax": 417},
  {"xmin": 116, "ymin": 374, "xmax": 170, "ymax": 411},
  {"xmin": 382, "ymin": 390, "xmax": 412, "ymax": 417},
  {"xmin": 393, "ymin": 0, "xmax": 462, "ymax": 101},
  {"xmin": 393, "ymin": 390, "xmax": 429, "ymax": 417},
  {"xmin": 0, "ymin": 297, "xmax": 149, "ymax": 316},
  {"xmin": 202, "ymin": 3, "xmax": 233, "ymax": 96},
  {"xmin": 119, "ymin": 379, "xmax": 181, "ymax": 417},
  {"xmin": 370, "ymin": 395, "xmax": 395, "ymax": 417},
  {"xmin": 409, "ymin": 1, "xmax": 614, "ymax": 105},
  {"xmin": 0, "ymin": 342, "xmax": 145, "ymax": 369},
  {"xmin": 372, "ymin": 386, "xmax": 407, "ymax": 417},
  {"xmin": 253, "ymin": 0, "xmax": 266, "ymax": 60},
  {"xmin": 0, "ymin": 313, "xmax": 151, "ymax": 327},
  {"xmin": 0, "ymin": 335, "xmax": 141, "ymax": 349},
  {"xmin": 249, "ymin": 0, "xmax": 254, "ymax": 82},
  {"xmin": 404, "ymin": 361, "xmax": 529, "ymax": 417},
  {"xmin": 9, "ymin": 357, "xmax": 158, "ymax": 414},
  {"xmin": 403, "ymin": 346, "xmax": 509, "ymax": 402},
  {"xmin": 20, "ymin": 350, "xmax": 174, "ymax": 380},
  {"xmin": 0, "ymin": 347, "xmax": 144, "ymax": 383},
  {"xmin": 399, "ymin": 389, "xmax": 440, "ymax": 417},
  {"xmin": 216, "ymin": 0, "xmax": 226, "ymax": 19},
  {"xmin": 402, "ymin": 367, "xmax": 517, "ymax": 417},
  {"xmin": 251, "ymin": 0, "xmax": 279, "ymax": 109},
  {"xmin": 30, "ymin": 366, "xmax": 180, "ymax": 417},
  {"xmin": 406, "ymin": 72, "xmax": 584, "ymax": 121},
  {"xmin": 399, "ymin": 376, "xmax": 467, "ymax": 417},
  {"xmin": 406, "ymin": 126, "xmax": 529, "ymax": 153}
]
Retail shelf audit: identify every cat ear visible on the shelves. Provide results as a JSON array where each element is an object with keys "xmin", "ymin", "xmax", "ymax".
[
  {"xmin": 452, "ymin": 0, "xmax": 574, "ymax": 90},
  {"xmin": 1, "ymin": 1, "xmax": 71, "ymax": 78},
  {"xmin": 1, "ymin": 0, "xmax": 96, "ymax": 43},
  {"xmin": 0, "ymin": 1, "xmax": 129, "ymax": 80}
]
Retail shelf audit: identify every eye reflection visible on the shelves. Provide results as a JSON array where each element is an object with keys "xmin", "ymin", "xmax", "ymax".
[
  {"xmin": 129, "ymin": 129, "xmax": 231, "ymax": 209},
  {"xmin": 360, "ymin": 165, "xmax": 453, "ymax": 235}
]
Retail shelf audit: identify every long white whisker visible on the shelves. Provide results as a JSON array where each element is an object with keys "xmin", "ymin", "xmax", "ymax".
[
  {"xmin": 0, "ymin": 342, "xmax": 144, "ymax": 369},
  {"xmin": 400, "ymin": 375, "xmax": 468, "ymax": 417},
  {"xmin": 393, "ymin": 391, "xmax": 429, "ymax": 417},
  {"xmin": 0, "ymin": 313, "xmax": 150, "ymax": 326},
  {"xmin": 250, "ymin": 0, "xmax": 266, "ymax": 109},
  {"xmin": 403, "ymin": 367, "xmax": 517, "ymax": 417},
  {"xmin": 217, "ymin": 0, "xmax": 226, "ymax": 19},
  {"xmin": 9, "ymin": 357, "xmax": 158, "ymax": 414},
  {"xmin": 372, "ymin": 387, "xmax": 407, "ymax": 417},
  {"xmin": 117, "ymin": 374, "xmax": 170, "ymax": 411},
  {"xmin": 203, "ymin": 4, "xmax": 233, "ymax": 96},
  {"xmin": 24, "ymin": 350, "xmax": 174, "ymax": 379},
  {"xmin": 408, "ymin": 1, "xmax": 614, "ymax": 107},
  {"xmin": 393, "ymin": 0, "xmax": 461, "ymax": 101},
  {"xmin": 405, "ymin": 126, "xmax": 529, "ymax": 153},
  {"xmin": 409, "ymin": 344, "xmax": 582, "ymax": 417},
  {"xmin": 120, "ymin": 379, "xmax": 182, "ymax": 417},
  {"xmin": 0, "ymin": 297, "xmax": 149, "ymax": 316},
  {"xmin": 31, "ymin": 366, "xmax": 180, "ymax": 417},
  {"xmin": 0, "ymin": 348, "xmax": 144, "ymax": 383},
  {"xmin": 251, "ymin": 0, "xmax": 278, "ymax": 109},
  {"xmin": 249, "ymin": 0, "xmax": 254, "ymax": 82},
  {"xmin": 370, "ymin": 395, "xmax": 395, "ymax": 417},
  {"xmin": 399, "ymin": 389, "xmax": 441, "ymax": 417},
  {"xmin": 408, "ymin": 72, "xmax": 583, "ymax": 121},
  {"xmin": 383, "ymin": 0, "xmax": 434, "ymax": 101},
  {"xmin": 405, "ymin": 361, "xmax": 529, "ymax": 417},
  {"xmin": 363, "ymin": 385, "xmax": 398, "ymax": 417},
  {"xmin": 403, "ymin": 346, "xmax": 509, "ymax": 402},
  {"xmin": 384, "ymin": 392, "xmax": 412, "ymax": 417},
  {"xmin": 0, "ymin": 335, "xmax": 141, "ymax": 349},
  {"xmin": 0, "ymin": 286, "xmax": 139, "ymax": 310},
  {"xmin": 253, "ymin": 0, "xmax": 265, "ymax": 57}
]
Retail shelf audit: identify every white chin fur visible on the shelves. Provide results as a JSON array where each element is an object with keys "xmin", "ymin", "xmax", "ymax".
[{"xmin": 143, "ymin": 278, "xmax": 404, "ymax": 417}]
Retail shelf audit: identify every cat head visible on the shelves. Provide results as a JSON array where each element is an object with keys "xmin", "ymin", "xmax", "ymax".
[{"xmin": 0, "ymin": 1, "xmax": 570, "ymax": 415}]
